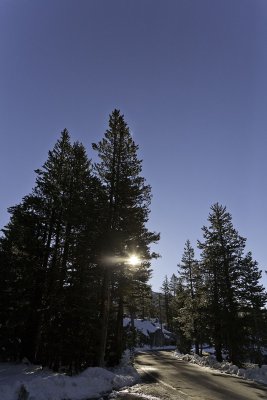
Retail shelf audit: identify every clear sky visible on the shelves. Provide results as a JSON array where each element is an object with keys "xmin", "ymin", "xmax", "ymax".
[{"xmin": 1, "ymin": 0, "xmax": 267, "ymax": 291}]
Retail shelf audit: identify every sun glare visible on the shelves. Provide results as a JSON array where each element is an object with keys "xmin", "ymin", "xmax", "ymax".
[{"xmin": 128, "ymin": 255, "xmax": 140, "ymax": 266}]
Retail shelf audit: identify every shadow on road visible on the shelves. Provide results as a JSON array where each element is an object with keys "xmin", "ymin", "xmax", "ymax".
[
  {"xmin": 137, "ymin": 368, "xmax": 160, "ymax": 384},
  {"xmin": 133, "ymin": 351, "xmax": 267, "ymax": 400}
]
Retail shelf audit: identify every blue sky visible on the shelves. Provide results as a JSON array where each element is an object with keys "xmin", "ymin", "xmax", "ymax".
[{"xmin": 1, "ymin": 0, "xmax": 267, "ymax": 291}]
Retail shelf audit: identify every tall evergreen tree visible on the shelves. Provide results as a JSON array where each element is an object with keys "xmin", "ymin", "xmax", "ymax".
[
  {"xmin": 238, "ymin": 252, "xmax": 267, "ymax": 363},
  {"xmin": 198, "ymin": 203, "xmax": 248, "ymax": 363},
  {"xmin": 0, "ymin": 130, "xmax": 106, "ymax": 369},
  {"xmin": 0, "ymin": 194, "xmax": 46, "ymax": 361},
  {"xmin": 169, "ymin": 273, "xmax": 179, "ymax": 297},
  {"xmin": 179, "ymin": 240, "xmax": 198, "ymax": 297},
  {"xmin": 92, "ymin": 109, "xmax": 159, "ymax": 365},
  {"xmin": 161, "ymin": 276, "xmax": 173, "ymax": 330},
  {"xmin": 36, "ymin": 136, "xmax": 106, "ymax": 370},
  {"xmin": 169, "ymin": 275, "xmax": 193, "ymax": 353},
  {"xmin": 177, "ymin": 240, "xmax": 205, "ymax": 354}
]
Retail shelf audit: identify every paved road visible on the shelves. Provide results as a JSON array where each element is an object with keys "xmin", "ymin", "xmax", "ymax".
[{"xmin": 116, "ymin": 350, "xmax": 267, "ymax": 400}]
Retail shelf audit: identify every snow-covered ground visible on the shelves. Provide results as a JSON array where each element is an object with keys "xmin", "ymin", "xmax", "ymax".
[
  {"xmin": 0, "ymin": 351, "xmax": 139, "ymax": 400},
  {"xmin": 0, "ymin": 318, "xmax": 174, "ymax": 400},
  {"xmin": 2, "ymin": 322, "xmax": 267, "ymax": 400},
  {"xmin": 173, "ymin": 351, "xmax": 267, "ymax": 386},
  {"xmin": 1, "ymin": 349, "xmax": 267, "ymax": 400}
]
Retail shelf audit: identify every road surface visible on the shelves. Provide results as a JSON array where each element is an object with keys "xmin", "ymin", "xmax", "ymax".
[{"xmin": 114, "ymin": 350, "xmax": 267, "ymax": 400}]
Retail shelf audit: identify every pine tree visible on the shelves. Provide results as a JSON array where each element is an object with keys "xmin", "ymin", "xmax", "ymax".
[
  {"xmin": 92, "ymin": 109, "xmax": 159, "ymax": 365},
  {"xmin": 179, "ymin": 240, "xmax": 198, "ymax": 297},
  {"xmin": 238, "ymin": 252, "xmax": 267, "ymax": 364},
  {"xmin": 170, "ymin": 276, "xmax": 193, "ymax": 353},
  {"xmin": 169, "ymin": 273, "xmax": 179, "ymax": 297},
  {"xmin": 0, "ymin": 194, "xmax": 46, "ymax": 361},
  {"xmin": 161, "ymin": 276, "xmax": 173, "ymax": 330},
  {"xmin": 0, "ymin": 130, "xmax": 106, "ymax": 369},
  {"xmin": 198, "ymin": 203, "xmax": 247, "ymax": 363},
  {"xmin": 34, "ymin": 133, "xmax": 106, "ymax": 369},
  {"xmin": 177, "ymin": 240, "xmax": 205, "ymax": 354}
]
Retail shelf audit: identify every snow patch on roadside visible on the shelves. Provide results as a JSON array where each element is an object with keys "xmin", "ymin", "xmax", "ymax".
[
  {"xmin": 135, "ymin": 345, "xmax": 176, "ymax": 352},
  {"xmin": 111, "ymin": 389, "xmax": 161, "ymax": 400},
  {"xmin": 173, "ymin": 351, "xmax": 267, "ymax": 385},
  {"xmin": 0, "ymin": 351, "xmax": 140, "ymax": 400}
]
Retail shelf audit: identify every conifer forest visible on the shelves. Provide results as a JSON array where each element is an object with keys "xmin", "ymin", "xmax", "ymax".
[{"xmin": 1, "ymin": 110, "xmax": 266, "ymax": 371}]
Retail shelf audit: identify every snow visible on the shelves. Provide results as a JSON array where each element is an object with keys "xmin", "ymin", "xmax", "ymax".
[
  {"xmin": 135, "ymin": 345, "xmax": 176, "ymax": 352},
  {"xmin": 110, "ymin": 389, "xmax": 160, "ymax": 400},
  {"xmin": 0, "ymin": 352, "xmax": 140, "ymax": 400},
  {"xmin": 0, "ymin": 317, "xmax": 176, "ymax": 400},
  {"xmin": 123, "ymin": 318, "xmax": 172, "ymax": 339},
  {"xmin": 173, "ymin": 351, "xmax": 267, "ymax": 386},
  {"xmin": 1, "ymin": 337, "xmax": 267, "ymax": 400},
  {"xmin": 1, "ymin": 351, "xmax": 267, "ymax": 400}
]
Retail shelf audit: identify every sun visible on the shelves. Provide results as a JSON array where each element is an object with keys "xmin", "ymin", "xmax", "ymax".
[{"xmin": 128, "ymin": 255, "xmax": 140, "ymax": 266}]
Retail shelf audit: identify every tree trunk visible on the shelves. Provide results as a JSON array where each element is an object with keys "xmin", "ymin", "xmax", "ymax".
[
  {"xmin": 114, "ymin": 294, "xmax": 124, "ymax": 364},
  {"xmin": 195, "ymin": 340, "xmax": 199, "ymax": 355},
  {"xmin": 214, "ymin": 332, "xmax": 223, "ymax": 362},
  {"xmin": 97, "ymin": 266, "xmax": 111, "ymax": 367}
]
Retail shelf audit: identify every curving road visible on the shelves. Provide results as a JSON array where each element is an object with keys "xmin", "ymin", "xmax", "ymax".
[{"xmin": 118, "ymin": 350, "xmax": 267, "ymax": 400}]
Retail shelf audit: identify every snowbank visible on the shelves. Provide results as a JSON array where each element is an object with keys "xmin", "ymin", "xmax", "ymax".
[
  {"xmin": 0, "ymin": 353, "xmax": 139, "ymax": 400},
  {"xmin": 173, "ymin": 351, "xmax": 267, "ymax": 386},
  {"xmin": 135, "ymin": 345, "xmax": 176, "ymax": 352}
]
